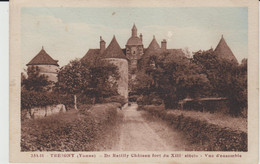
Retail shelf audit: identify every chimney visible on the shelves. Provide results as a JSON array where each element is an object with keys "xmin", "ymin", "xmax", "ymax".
[
  {"xmin": 100, "ymin": 36, "xmax": 106, "ymax": 54},
  {"xmin": 140, "ymin": 33, "xmax": 143, "ymax": 42},
  {"xmin": 161, "ymin": 39, "xmax": 167, "ymax": 51}
]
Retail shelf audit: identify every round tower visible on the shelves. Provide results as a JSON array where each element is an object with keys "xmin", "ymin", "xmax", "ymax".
[
  {"xmin": 26, "ymin": 47, "xmax": 59, "ymax": 82},
  {"xmin": 102, "ymin": 36, "xmax": 128, "ymax": 99}
]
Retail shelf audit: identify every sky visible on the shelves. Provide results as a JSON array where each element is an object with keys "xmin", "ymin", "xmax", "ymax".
[{"xmin": 21, "ymin": 7, "xmax": 248, "ymax": 68}]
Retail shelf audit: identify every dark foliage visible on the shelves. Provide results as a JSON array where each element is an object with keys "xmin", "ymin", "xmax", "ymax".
[
  {"xmin": 143, "ymin": 105, "xmax": 247, "ymax": 151},
  {"xmin": 134, "ymin": 52, "xmax": 211, "ymax": 109},
  {"xmin": 134, "ymin": 49, "xmax": 247, "ymax": 116},
  {"xmin": 21, "ymin": 90, "xmax": 58, "ymax": 110},
  {"xmin": 21, "ymin": 89, "xmax": 73, "ymax": 110},
  {"xmin": 21, "ymin": 103, "xmax": 121, "ymax": 151},
  {"xmin": 55, "ymin": 59, "xmax": 120, "ymax": 107},
  {"xmin": 101, "ymin": 95, "xmax": 127, "ymax": 106},
  {"xmin": 193, "ymin": 51, "xmax": 247, "ymax": 116},
  {"xmin": 21, "ymin": 66, "xmax": 53, "ymax": 92}
]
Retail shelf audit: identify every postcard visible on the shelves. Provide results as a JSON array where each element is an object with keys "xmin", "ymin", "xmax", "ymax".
[{"xmin": 10, "ymin": 0, "xmax": 258, "ymax": 163}]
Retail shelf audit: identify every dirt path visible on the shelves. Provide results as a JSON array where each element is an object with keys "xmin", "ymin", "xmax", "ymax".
[{"xmin": 110, "ymin": 103, "xmax": 188, "ymax": 151}]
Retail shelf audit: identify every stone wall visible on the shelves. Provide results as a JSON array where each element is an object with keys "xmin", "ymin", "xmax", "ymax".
[
  {"xmin": 28, "ymin": 65, "xmax": 59, "ymax": 82},
  {"xmin": 105, "ymin": 58, "xmax": 128, "ymax": 99},
  {"xmin": 23, "ymin": 104, "xmax": 66, "ymax": 119}
]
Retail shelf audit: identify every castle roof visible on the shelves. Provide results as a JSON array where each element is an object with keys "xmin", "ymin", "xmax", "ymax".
[
  {"xmin": 167, "ymin": 49, "xmax": 186, "ymax": 57},
  {"xmin": 126, "ymin": 36, "xmax": 143, "ymax": 46},
  {"xmin": 81, "ymin": 49, "xmax": 100, "ymax": 64},
  {"xmin": 214, "ymin": 35, "xmax": 238, "ymax": 63},
  {"xmin": 126, "ymin": 24, "xmax": 142, "ymax": 46},
  {"xmin": 103, "ymin": 36, "xmax": 127, "ymax": 59},
  {"xmin": 27, "ymin": 47, "xmax": 59, "ymax": 66},
  {"xmin": 143, "ymin": 36, "xmax": 162, "ymax": 56},
  {"xmin": 132, "ymin": 24, "xmax": 137, "ymax": 30}
]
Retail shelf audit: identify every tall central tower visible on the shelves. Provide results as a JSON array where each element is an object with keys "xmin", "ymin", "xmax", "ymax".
[{"xmin": 125, "ymin": 24, "xmax": 144, "ymax": 86}]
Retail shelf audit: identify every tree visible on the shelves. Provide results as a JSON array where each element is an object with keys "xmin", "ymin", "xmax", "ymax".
[
  {"xmin": 226, "ymin": 59, "xmax": 247, "ymax": 116},
  {"xmin": 56, "ymin": 59, "xmax": 89, "ymax": 110},
  {"xmin": 22, "ymin": 66, "xmax": 52, "ymax": 92},
  {"xmin": 83, "ymin": 59, "xmax": 119, "ymax": 104},
  {"xmin": 56, "ymin": 58, "xmax": 120, "ymax": 109},
  {"xmin": 134, "ymin": 52, "xmax": 211, "ymax": 109},
  {"xmin": 193, "ymin": 50, "xmax": 247, "ymax": 116}
]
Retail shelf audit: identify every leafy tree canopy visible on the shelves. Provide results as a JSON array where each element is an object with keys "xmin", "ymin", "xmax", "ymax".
[
  {"xmin": 21, "ymin": 66, "xmax": 52, "ymax": 92},
  {"xmin": 55, "ymin": 59, "xmax": 120, "ymax": 106},
  {"xmin": 134, "ymin": 52, "xmax": 211, "ymax": 109}
]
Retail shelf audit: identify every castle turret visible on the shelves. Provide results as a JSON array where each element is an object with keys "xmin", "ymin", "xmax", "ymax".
[
  {"xmin": 214, "ymin": 35, "xmax": 238, "ymax": 63},
  {"xmin": 27, "ymin": 47, "xmax": 59, "ymax": 82},
  {"xmin": 132, "ymin": 24, "xmax": 137, "ymax": 37},
  {"xmin": 100, "ymin": 36, "xmax": 106, "ymax": 55},
  {"xmin": 144, "ymin": 35, "xmax": 161, "ymax": 56},
  {"xmin": 125, "ymin": 24, "xmax": 144, "ymax": 90},
  {"xmin": 140, "ymin": 33, "xmax": 143, "ymax": 42},
  {"xmin": 161, "ymin": 39, "xmax": 167, "ymax": 51},
  {"xmin": 103, "ymin": 36, "xmax": 128, "ymax": 99}
]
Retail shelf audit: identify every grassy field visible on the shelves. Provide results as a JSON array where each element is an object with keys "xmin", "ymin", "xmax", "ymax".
[
  {"xmin": 142, "ymin": 105, "xmax": 247, "ymax": 132},
  {"xmin": 141, "ymin": 105, "xmax": 247, "ymax": 151},
  {"xmin": 21, "ymin": 103, "xmax": 122, "ymax": 151},
  {"xmin": 167, "ymin": 109, "xmax": 247, "ymax": 133}
]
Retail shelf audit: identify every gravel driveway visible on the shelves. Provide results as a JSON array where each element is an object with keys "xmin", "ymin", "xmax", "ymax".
[{"xmin": 111, "ymin": 103, "xmax": 187, "ymax": 151}]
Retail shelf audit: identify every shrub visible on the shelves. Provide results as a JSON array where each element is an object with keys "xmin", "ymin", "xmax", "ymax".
[
  {"xmin": 21, "ymin": 103, "xmax": 120, "ymax": 151},
  {"xmin": 129, "ymin": 95, "xmax": 138, "ymax": 102},
  {"xmin": 77, "ymin": 94, "xmax": 93, "ymax": 105},
  {"xmin": 57, "ymin": 94, "xmax": 74, "ymax": 108},
  {"xmin": 142, "ymin": 105, "xmax": 247, "ymax": 151},
  {"xmin": 21, "ymin": 90, "xmax": 58, "ymax": 110},
  {"xmin": 136, "ymin": 94, "xmax": 163, "ymax": 105},
  {"xmin": 102, "ymin": 95, "xmax": 127, "ymax": 106},
  {"xmin": 21, "ymin": 90, "xmax": 74, "ymax": 110}
]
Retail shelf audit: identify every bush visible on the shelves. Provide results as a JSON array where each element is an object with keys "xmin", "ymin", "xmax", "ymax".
[
  {"xmin": 21, "ymin": 90, "xmax": 59, "ymax": 110},
  {"xmin": 136, "ymin": 94, "xmax": 163, "ymax": 105},
  {"xmin": 129, "ymin": 95, "xmax": 138, "ymax": 102},
  {"xmin": 77, "ymin": 94, "xmax": 93, "ymax": 105},
  {"xmin": 21, "ymin": 90, "xmax": 74, "ymax": 110},
  {"xmin": 142, "ymin": 105, "xmax": 247, "ymax": 151},
  {"xmin": 21, "ymin": 103, "xmax": 120, "ymax": 151},
  {"xmin": 102, "ymin": 95, "xmax": 127, "ymax": 106},
  {"xmin": 57, "ymin": 94, "xmax": 74, "ymax": 108}
]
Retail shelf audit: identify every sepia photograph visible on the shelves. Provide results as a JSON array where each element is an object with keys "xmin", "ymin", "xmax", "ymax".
[{"xmin": 9, "ymin": 0, "xmax": 258, "ymax": 163}]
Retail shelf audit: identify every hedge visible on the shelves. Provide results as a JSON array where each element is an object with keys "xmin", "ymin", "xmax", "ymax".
[
  {"xmin": 21, "ymin": 90, "xmax": 125, "ymax": 110},
  {"xmin": 142, "ymin": 105, "xmax": 247, "ymax": 151},
  {"xmin": 101, "ymin": 95, "xmax": 127, "ymax": 106},
  {"xmin": 21, "ymin": 90, "xmax": 74, "ymax": 110},
  {"xmin": 21, "ymin": 103, "xmax": 121, "ymax": 151}
]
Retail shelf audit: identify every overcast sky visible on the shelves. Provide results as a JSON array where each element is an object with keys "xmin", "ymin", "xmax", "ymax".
[{"xmin": 21, "ymin": 7, "xmax": 248, "ymax": 68}]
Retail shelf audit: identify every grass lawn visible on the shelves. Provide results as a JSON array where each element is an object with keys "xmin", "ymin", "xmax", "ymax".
[
  {"xmin": 21, "ymin": 103, "xmax": 121, "ymax": 151},
  {"xmin": 167, "ymin": 109, "xmax": 247, "ymax": 132}
]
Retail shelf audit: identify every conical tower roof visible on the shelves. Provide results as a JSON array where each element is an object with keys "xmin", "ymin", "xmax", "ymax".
[
  {"xmin": 214, "ymin": 35, "xmax": 238, "ymax": 63},
  {"xmin": 103, "ymin": 36, "xmax": 127, "ymax": 59},
  {"xmin": 132, "ymin": 23, "xmax": 137, "ymax": 31},
  {"xmin": 144, "ymin": 36, "xmax": 162, "ymax": 56},
  {"xmin": 27, "ymin": 47, "xmax": 59, "ymax": 66},
  {"xmin": 138, "ymin": 36, "xmax": 162, "ymax": 70}
]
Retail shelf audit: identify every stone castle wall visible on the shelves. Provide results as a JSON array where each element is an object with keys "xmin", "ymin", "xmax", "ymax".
[
  {"xmin": 105, "ymin": 58, "xmax": 128, "ymax": 99},
  {"xmin": 28, "ymin": 65, "xmax": 59, "ymax": 82}
]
